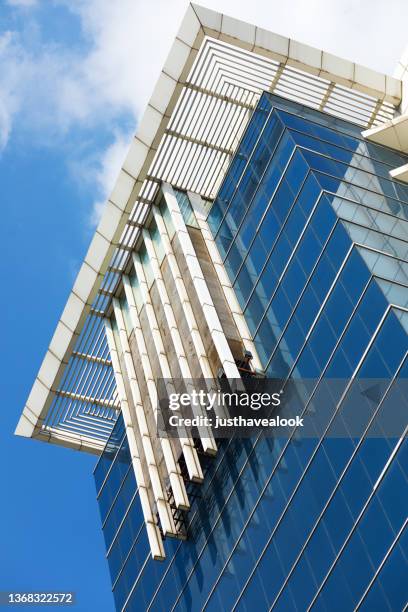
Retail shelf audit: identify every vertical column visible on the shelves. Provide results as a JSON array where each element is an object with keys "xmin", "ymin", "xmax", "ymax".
[
  {"xmin": 152, "ymin": 205, "xmax": 219, "ymax": 453},
  {"xmin": 188, "ymin": 190, "xmax": 263, "ymax": 372},
  {"xmin": 104, "ymin": 318, "xmax": 166, "ymax": 560},
  {"xmin": 122, "ymin": 272, "xmax": 203, "ymax": 487},
  {"xmin": 162, "ymin": 182, "xmax": 242, "ymax": 380},
  {"xmin": 112, "ymin": 300, "xmax": 179, "ymax": 536},
  {"xmin": 132, "ymin": 252, "xmax": 206, "ymax": 495},
  {"xmin": 142, "ymin": 227, "xmax": 218, "ymax": 455}
]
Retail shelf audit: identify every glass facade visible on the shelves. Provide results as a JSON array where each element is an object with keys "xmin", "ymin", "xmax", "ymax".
[{"xmin": 96, "ymin": 94, "xmax": 408, "ymax": 611}]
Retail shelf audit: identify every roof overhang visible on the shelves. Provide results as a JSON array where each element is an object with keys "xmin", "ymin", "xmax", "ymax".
[
  {"xmin": 362, "ymin": 114, "xmax": 408, "ymax": 152},
  {"xmin": 362, "ymin": 114, "xmax": 408, "ymax": 183},
  {"xmin": 16, "ymin": 3, "xmax": 403, "ymax": 453}
]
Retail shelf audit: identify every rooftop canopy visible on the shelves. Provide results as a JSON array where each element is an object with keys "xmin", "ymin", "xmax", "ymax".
[{"xmin": 16, "ymin": 3, "xmax": 403, "ymax": 453}]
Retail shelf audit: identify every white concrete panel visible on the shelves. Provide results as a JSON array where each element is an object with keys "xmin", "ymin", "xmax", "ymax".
[
  {"xmin": 189, "ymin": 275, "xmax": 211, "ymax": 306},
  {"xmin": 354, "ymin": 64, "xmax": 385, "ymax": 96},
  {"xmin": 202, "ymin": 303, "xmax": 224, "ymax": 334},
  {"xmin": 289, "ymin": 40, "xmax": 322, "ymax": 72},
  {"xmin": 185, "ymin": 253, "xmax": 206, "ymax": 281},
  {"xmin": 321, "ymin": 52, "xmax": 354, "ymax": 82},
  {"xmin": 26, "ymin": 378, "xmax": 50, "ymax": 417},
  {"xmin": 49, "ymin": 321, "xmax": 74, "ymax": 362},
  {"xmin": 163, "ymin": 38, "xmax": 192, "ymax": 81},
  {"xmin": 137, "ymin": 105, "xmax": 163, "ymax": 148},
  {"xmin": 15, "ymin": 413, "xmax": 37, "ymax": 437},
  {"xmin": 125, "ymin": 180, "xmax": 143, "ymax": 214},
  {"xmin": 233, "ymin": 311, "xmax": 253, "ymax": 340},
  {"xmin": 191, "ymin": 3, "xmax": 222, "ymax": 32},
  {"xmin": 221, "ymin": 15, "xmax": 256, "ymax": 47},
  {"xmin": 177, "ymin": 4, "xmax": 201, "ymax": 47},
  {"xmin": 37, "ymin": 351, "xmax": 61, "ymax": 390},
  {"xmin": 97, "ymin": 200, "xmax": 125, "ymax": 243},
  {"xmin": 109, "ymin": 170, "xmax": 135, "ymax": 211},
  {"xmin": 150, "ymin": 73, "xmax": 178, "ymax": 115},
  {"xmin": 60, "ymin": 292, "xmax": 85, "ymax": 333},
  {"xmin": 122, "ymin": 138, "xmax": 150, "ymax": 179},
  {"xmin": 84, "ymin": 232, "xmax": 111, "ymax": 275},
  {"xmin": 213, "ymin": 261, "xmax": 232, "ymax": 288},
  {"xmin": 254, "ymin": 28, "xmax": 289, "ymax": 58},
  {"xmin": 72, "ymin": 262, "xmax": 99, "ymax": 303},
  {"xmin": 386, "ymin": 76, "xmax": 402, "ymax": 102}
]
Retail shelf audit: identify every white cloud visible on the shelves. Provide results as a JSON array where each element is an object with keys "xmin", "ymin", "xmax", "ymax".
[
  {"xmin": 4, "ymin": 0, "xmax": 405, "ymax": 153},
  {"xmin": 0, "ymin": 31, "xmax": 28, "ymax": 151},
  {"xmin": 2, "ymin": 0, "xmax": 408, "ymax": 226},
  {"xmin": 65, "ymin": 0, "xmax": 186, "ymax": 114},
  {"xmin": 0, "ymin": 0, "xmax": 188, "ymax": 224},
  {"xmin": 0, "ymin": 2, "xmax": 167, "ymax": 149},
  {"xmin": 88, "ymin": 131, "xmax": 132, "ymax": 227},
  {"xmin": 0, "ymin": 103, "xmax": 11, "ymax": 151}
]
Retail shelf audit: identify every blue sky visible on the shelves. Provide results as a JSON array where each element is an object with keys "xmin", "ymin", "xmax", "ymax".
[{"xmin": 1, "ymin": 0, "xmax": 408, "ymax": 610}]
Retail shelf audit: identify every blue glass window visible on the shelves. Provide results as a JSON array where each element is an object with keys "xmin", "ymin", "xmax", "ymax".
[{"xmin": 96, "ymin": 93, "xmax": 408, "ymax": 611}]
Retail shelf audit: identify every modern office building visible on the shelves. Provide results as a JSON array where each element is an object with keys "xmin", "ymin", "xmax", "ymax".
[{"xmin": 16, "ymin": 5, "xmax": 408, "ymax": 611}]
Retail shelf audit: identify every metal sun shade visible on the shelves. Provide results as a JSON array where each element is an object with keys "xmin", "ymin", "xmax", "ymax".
[{"xmin": 39, "ymin": 35, "xmax": 398, "ymax": 450}]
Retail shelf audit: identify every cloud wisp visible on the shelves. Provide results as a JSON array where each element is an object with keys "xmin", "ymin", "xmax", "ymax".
[
  {"xmin": 1, "ymin": 0, "xmax": 408, "ymax": 227},
  {"xmin": 0, "ymin": 0, "xmax": 187, "ymax": 224}
]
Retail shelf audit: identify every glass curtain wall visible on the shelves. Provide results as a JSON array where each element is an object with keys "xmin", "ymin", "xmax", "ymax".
[{"xmin": 95, "ymin": 94, "xmax": 408, "ymax": 611}]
